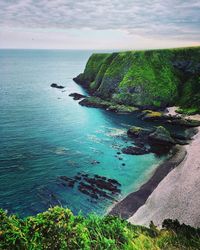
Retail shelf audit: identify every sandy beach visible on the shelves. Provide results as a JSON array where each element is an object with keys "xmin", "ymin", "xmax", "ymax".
[{"xmin": 129, "ymin": 108, "xmax": 200, "ymax": 227}]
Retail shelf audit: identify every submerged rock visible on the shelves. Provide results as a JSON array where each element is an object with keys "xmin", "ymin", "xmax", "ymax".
[
  {"xmin": 59, "ymin": 176, "xmax": 75, "ymax": 188},
  {"xmin": 69, "ymin": 93, "xmax": 87, "ymax": 100},
  {"xmin": 149, "ymin": 126, "xmax": 176, "ymax": 146},
  {"xmin": 122, "ymin": 146, "xmax": 149, "ymax": 155},
  {"xmin": 91, "ymin": 160, "xmax": 100, "ymax": 165},
  {"xmin": 51, "ymin": 83, "xmax": 65, "ymax": 89},
  {"xmin": 58, "ymin": 173, "xmax": 121, "ymax": 201}
]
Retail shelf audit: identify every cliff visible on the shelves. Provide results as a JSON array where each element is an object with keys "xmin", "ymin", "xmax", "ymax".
[{"xmin": 74, "ymin": 47, "xmax": 200, "ymax": 112}]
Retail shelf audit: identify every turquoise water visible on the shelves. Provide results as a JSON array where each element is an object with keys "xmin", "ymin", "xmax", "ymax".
[{"xmin": 0, "ymin": 49, "xmax": 165, "ymax": 217}]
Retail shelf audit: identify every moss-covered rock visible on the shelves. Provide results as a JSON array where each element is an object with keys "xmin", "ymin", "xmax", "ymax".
[
  {"xmin": 140, "ymin": 110, "xmax": 164, "ymax": 121},
  {"xmin": 107, "ymin": 104, "xmax": 138, "ymax": 113},
  {"xmin": 74, "ymin": 47, "xmax": 200, "ymax": 111},
  {"xmin": 127, "ymin": 126, "xmax": 152, "ymax": 139},
  {"xmin": 149, "ymin": 126, "xmax": 176, "ymax": 145},
  {"xmin": 79, "ymin": 97, "xmax": 111, "ymax": 108},
  {"xmin": 79, "ymin": 97, "xmax": 138, "ymax": 113}
]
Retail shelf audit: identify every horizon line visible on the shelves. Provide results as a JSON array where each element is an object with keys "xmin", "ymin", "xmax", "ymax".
[{"xmin": 0, "ymin": 45, "xmax": 199, "ymax": 52}]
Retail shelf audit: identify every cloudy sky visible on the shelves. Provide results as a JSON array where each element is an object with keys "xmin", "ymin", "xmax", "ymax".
[{"xmin": 0, "ymin": 0, "xmax": 200, "ymax": 49}]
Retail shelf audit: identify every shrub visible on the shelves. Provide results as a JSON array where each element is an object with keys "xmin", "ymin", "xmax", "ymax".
[{"xmin": 0, "ymin": 207, "xmax": 200, "ymax": 249}]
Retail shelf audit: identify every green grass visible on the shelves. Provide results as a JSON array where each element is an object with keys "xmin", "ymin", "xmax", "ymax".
[{"xmin": 0, "ymin": 206, "xmax": 200, "ymax": 249}]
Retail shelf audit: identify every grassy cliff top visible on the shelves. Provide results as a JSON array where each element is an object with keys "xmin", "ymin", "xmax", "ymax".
[{"xmin": 76, "ymin": 46, "xmax": 200, "ymax": 112}]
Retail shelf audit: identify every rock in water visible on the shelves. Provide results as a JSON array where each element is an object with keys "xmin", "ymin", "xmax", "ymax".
[
  {"xmin": 51, "ymin": 83, "xmax": 65, "ymax": 89},
  {"xmin": 69, "ymin": 93, "xmax": 87, "ymax": 100},
  {"xmin": 122, "ymin": 146, "xmax": 149, "ymax": 155}
]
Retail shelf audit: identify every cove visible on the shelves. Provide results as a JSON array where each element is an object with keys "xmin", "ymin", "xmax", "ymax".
[{"xmin": 0, "ymin": 49, "xmax": 167, "ymax": 217}]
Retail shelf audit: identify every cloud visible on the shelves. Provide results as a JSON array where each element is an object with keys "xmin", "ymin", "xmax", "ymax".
[{"xmin": 0, "ymin": 0, "xmax": 199, "ymax": 41}]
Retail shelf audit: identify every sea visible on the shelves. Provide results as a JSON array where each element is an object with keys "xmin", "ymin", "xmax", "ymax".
[{"xmin": 0, "ymin": 49, "xmax": 167, "ymax": 217}]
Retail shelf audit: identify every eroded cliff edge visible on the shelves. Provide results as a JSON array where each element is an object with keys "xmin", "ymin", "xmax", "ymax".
[{"xmin": 74, "ymin": 47, "xmax": 200, "ymax": 113}]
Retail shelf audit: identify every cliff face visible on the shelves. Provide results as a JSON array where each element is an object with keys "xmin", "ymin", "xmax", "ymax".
[{"xmin": 74, "ymin": 47, "xmax": 200, "ymax": 111}]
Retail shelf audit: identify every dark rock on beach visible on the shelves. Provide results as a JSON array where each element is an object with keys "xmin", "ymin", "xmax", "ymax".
[
  {"xmin": 139, "ymin": 110, "xmax": 200, "ymax": 129},
  {"xmin": 69, "ymin": 93, "xmax": 87, "ymax": 100},
  {"xmin": 127, "ymin": 124, "xmax": 195, "ymax": 155},
  {"xmin": 168, "ymin": 118, "xmax": 200, "ymax": 127},
  {"xmin": 51, "ymin": 83, "xmax": 65, "ymax": 89}
]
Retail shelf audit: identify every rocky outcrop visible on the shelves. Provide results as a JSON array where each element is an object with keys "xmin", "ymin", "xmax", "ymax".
[
  {"xmin": 127, "ymin": 126, "xmax": 152, "ymax": 139},
  {"xmin": 126, "ymin": 125, "xmax": 194, "ymax": 155},
  {"xmin": 79, "ymin": 96, "xmax": 138, "ymax": 113},
  {"xmin": 79, "ymin": 97, "xmax": 110, "ymax": 109},
  {"xmin": 149, "ymin": 126, "xmax": 176, "ymax": 146}
]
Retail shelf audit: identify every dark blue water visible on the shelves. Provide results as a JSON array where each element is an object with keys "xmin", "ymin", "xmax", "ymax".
[{"xmin": 0, "ymin": 49, "xmax": 165, "ymax": 217}]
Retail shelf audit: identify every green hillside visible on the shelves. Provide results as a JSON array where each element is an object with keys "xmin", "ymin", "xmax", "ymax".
[{"xmin": 74, "ymin": 47, "xmax": 200, "ymax": 113}]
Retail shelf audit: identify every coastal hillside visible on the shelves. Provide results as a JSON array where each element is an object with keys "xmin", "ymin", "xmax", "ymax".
[{"xmin": 74, "ymin": 47, "xmax": 200, "ymax": 113}]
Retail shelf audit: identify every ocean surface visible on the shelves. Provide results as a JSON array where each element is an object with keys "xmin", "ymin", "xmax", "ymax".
[{"xmin": 0, "ymin": 49, "xmax": 167, "ymax": 217}]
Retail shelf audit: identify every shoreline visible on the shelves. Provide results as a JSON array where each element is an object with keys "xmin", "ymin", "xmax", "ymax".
[
  {"xmin": 129, "ymin": 127, "xmax": 200, "ymax": 227},
  {"xmin": 108, "ymin": 144, "xmax": 187, "ymax": 219},
  {"xmin": 109, "ymin": 107, "xmax": 200, "ymax": 227}
]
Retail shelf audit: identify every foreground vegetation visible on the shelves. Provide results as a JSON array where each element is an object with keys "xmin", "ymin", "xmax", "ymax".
[{"xmin": 0, "ymin": 206, "xmax": 200, "ymax": 249}]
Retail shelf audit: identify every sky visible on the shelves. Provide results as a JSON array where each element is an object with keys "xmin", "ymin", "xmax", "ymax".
[{"xmin": 0, "ymin": 0, "xmax": 200, "ymax": 50}]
